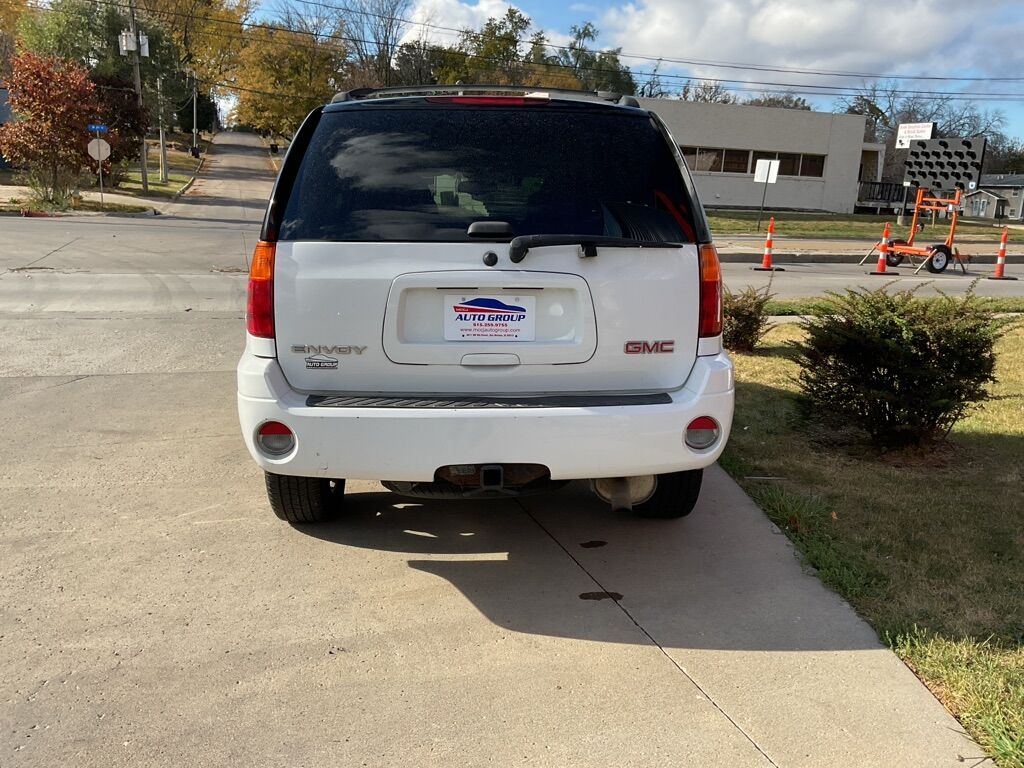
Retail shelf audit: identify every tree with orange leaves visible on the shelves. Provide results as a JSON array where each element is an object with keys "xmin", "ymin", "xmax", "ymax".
[{"xmin": 0, "ymin": 50, "xmax": 98, "ymax": 205}]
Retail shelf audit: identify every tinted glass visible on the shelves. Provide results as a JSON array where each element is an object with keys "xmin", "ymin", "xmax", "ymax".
[
  {"xmin": 694, "ymin": 148, "xmax": 723, "ymax": 172},
  {"xmin": 801, "ymin": 154, "xmax": 825, "ymax": 177},
  {"xmin": 723, "ymin": 149, "xmax": 750, "ymax": 173},
  {"xmin": 280, "ymin": 106, "xmax": 697, "ymax": 242},
  {"xmin": 777, "ymin": 152, "xmax": 800, "ymax": 176}
]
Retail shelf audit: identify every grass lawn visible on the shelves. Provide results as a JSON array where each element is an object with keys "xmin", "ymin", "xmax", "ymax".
[
  {"xmin": 723, "ymin": 323, "xmax": 1024, "ymax": 767},
  {"xmin": 106, "ymin": 132, "xmax": 210, "ymax": 199},
  {"xmin": 708, "ymin": 209, "xmax": 1005, "ymax": 241},
  {"xmin": 117, "ymin": 168, "xmax": 194, "ymax": 198}
]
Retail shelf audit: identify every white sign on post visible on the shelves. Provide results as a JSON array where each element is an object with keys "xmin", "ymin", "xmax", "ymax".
[
  {"xmin": 754, "ymin": 158, "xmax": 780, "ymax": 184},
  {"xmin": 895, "ymin": 122, "xmax": 936, "ymax": 149}
]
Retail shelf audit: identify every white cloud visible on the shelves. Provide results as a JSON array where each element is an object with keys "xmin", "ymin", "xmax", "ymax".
[
  {"xmin": 600, "ymin": 0, "xmax": 1024, "ymax": 97},
  {"xmin": 400, "ymin": 0, "xmax": 576, "ymax": 54},
  {"xmin": 401, "ymin": 0, "xmax": 516, "ymax": 44}
]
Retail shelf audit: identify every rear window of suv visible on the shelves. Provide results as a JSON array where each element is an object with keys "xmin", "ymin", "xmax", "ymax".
[{"xmin": 278, "ymin": 105, "xmax": 699, "ymax": 243}]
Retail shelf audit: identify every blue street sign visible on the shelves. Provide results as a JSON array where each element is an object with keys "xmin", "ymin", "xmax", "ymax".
[{"xmin": 88, "ymin": 124, "xmax": 109, "ymax": 133}]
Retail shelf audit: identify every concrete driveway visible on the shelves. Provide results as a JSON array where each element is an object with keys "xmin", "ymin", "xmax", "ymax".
[{"xmin": 0, "ymin": 133, "xmax": 985, "ymax": 767}]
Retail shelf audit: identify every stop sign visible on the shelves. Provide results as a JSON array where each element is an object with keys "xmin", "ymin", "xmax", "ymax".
[{"xmin": 87, "ymin": 138, "xmax": 111, "ymax": 162}]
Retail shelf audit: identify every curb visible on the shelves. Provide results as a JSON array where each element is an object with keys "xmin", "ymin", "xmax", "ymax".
[
  {"xmin": 172, "ymin": 156, "xmax": 204, "ymax": 200},
  {"xmin": 719, "ymin": 252, "xmax": 1005, "ymax": 265},
  {"xmin": 172, "ymin": 133, "xmax": 216, "ymax": 200},
  {"xmin": 0, "ymin": 207, "xmax": 158, "ymax": 218}
]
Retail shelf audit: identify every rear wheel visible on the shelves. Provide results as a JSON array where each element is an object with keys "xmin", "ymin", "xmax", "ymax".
[
  {"xmin": 633, "ymin": 469, "xmax": 703, "ymax": 519},
  {"xmin": 886, "ymin": 239, "xmax": 906, "ymax": 267},
  {"xmin": 926, "ymin": 244, "xmax": 952, "ymax": 273},
  {"xmin": 265, "ymin": 472, "xmax": 345, "ymax": 523}
]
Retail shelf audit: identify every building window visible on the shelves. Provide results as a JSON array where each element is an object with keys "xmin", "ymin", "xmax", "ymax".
[
  {"xmin": 751, "ymin": 150, "xmax": 776, "ymax": 170},
  {"xmin": 777, "ymin": 153, "xmax": 800, "ymax": 176},
  {"xmin": 801, "ymin": 154, "xmax": 825, "ymax": 177},
  {"xmin": 1013, "ymin": 189, "xmax": 1021, "ymax": 197},
  {"xmin": 695, "ymin": 148, "xmax": 723, "ymax": 172},
  {"xmin": 722, "ymin": 149, "xmax": 750, "ymax": 173},
  {"xmin": 680, "ymin": 146, "xmax": 826, "ymax": 178}
]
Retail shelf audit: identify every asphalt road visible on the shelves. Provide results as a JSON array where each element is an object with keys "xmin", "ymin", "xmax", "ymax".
[{"xmin": 0, "ymin": 133, "xmax": 985, "ymax": 767}]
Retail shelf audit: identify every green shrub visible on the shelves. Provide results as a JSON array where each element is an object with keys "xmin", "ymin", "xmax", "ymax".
[
  {"xmin": 723, "ymin": 283, "xmax": 774, "ymax": 352},
  {"xmin": 793, "ymin": 285, "xmax": 1005, "ymax": 447}
]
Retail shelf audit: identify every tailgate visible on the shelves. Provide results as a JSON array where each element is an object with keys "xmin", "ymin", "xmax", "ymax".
[{"xmin": 273, "ymin": 242, "xmax": 699, "ymax": 395}]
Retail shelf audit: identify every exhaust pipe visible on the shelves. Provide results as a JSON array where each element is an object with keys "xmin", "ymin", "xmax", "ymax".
[{"xmin": 591, "ymin": 476, "xmax": 657, "ymax": 512}]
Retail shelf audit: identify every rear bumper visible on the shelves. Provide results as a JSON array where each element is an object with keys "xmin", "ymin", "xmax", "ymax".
[{"xmin": 237, "ymin": 354, "xmax": 734, "ymax": 481}]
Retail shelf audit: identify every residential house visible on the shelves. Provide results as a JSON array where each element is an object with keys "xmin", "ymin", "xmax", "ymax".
[{"xmin": 965, "ymin": 174, "xmax": 1024, "ymax": 221}]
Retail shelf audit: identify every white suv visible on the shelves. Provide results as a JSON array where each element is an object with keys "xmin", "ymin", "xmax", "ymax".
[{"xmin": 237, "ymin": 86, "xmax": 733, "ymax": 523}]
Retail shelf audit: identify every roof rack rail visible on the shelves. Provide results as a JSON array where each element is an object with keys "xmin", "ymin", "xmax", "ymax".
[{"xmin": 331, "ymin": 84, "xmax": 640, "ymax": 108}]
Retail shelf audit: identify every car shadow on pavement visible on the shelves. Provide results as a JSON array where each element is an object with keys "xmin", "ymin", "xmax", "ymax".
[{"xmin": 296, "ymin": 478, "xmax": 883, "ymax": 652}]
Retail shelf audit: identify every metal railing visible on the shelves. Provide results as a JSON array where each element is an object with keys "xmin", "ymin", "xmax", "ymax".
[{"xmin": 858, "ymin": 180, "xmax": 908, "ymax": 204}]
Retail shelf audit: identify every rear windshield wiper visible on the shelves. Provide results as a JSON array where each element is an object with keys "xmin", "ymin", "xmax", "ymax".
[{"xmin": 508, "ymin": 235, "xmax": 683, "ymax": 263}]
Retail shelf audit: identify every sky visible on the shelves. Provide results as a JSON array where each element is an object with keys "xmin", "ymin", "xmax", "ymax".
[{"xmin": 395, "ymin": 0, "xmax": 1024, "ymax": 138}]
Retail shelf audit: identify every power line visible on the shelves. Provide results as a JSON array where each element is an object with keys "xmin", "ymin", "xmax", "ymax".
[
  {"xmin": 102, "ymin": 0, "xmax": 1024, "ymax": 102},
  {"xmin": 283, "ymin": 0, "xmax": 1024, "ymax": 84},
  {"xmin": 25, "ymin": 0, "xmax": 1024, "ymax": 103}
]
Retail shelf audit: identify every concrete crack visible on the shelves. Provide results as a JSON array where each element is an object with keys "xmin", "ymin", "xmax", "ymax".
[{"xmin": 2, "ymin": 237, "xmax": 83, "ymax": 276}]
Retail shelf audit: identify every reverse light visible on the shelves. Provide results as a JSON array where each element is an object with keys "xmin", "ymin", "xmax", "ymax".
[
  {"xmin": 698, "ymin": 243, "xmax": 723, "ymax": 338},
  {"xmin": 256, "ymin": 421, "xmax": 294, "ymax": 456},
  {"xmin": 685, "ymin": 416, "xmax": 721, "ymax": 450},
  {"xmin": 247, "ymin": 241, "xmax": 275, "ymax": 338}
]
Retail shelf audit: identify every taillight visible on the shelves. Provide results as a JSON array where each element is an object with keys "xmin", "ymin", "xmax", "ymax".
[
  {"xmin": 247, "ymin": 241, "xmax": 275, "ymax": 338},
  {"xmin": 698, "ymin": 243, "xmax": 723, "ymax": 338}
]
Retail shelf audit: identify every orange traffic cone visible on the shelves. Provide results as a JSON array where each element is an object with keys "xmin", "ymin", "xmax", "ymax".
[
  {"xmin": 870, "ymin": 223, "xmax": 893, "ymax": 275},
  {"xmin": 988, "ymin": 227, "xmax": 1017, "ymax": 281},
  {"xmin": 753, "ymin": 217, "xmax": 784, "ymax": 271}
]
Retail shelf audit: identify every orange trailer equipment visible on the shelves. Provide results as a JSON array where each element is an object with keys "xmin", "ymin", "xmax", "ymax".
[{"xmin": 860, "ymin": 187, "xmax": 968, "ymax": 274}]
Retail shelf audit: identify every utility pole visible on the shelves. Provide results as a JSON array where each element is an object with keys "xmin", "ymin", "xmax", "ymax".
[
  {"xmin": 192, "ymin": 71, "xmax": 199, "ymax": 157},
  {"xmin": 127, "ymin": 0, "xmax": 148, "ymax": 192},
  {"xmin": 157, "ymin": 77, "xmax": 168, "ymax": 183}
]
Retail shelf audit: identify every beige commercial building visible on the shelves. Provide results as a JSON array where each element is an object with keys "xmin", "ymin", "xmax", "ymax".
[{"xmin": 639, "ymin": 98, "xmax": 883, "ymax": 214}]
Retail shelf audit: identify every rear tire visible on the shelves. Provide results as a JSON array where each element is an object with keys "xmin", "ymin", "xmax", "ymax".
[
  {"xmin": 886, "ymin": 239, "xmax": 906, "ymax": 267},
  {"xmin": 926, "ymin": 244, "xmax": 952, "ymax": 273},
  {"xmin": 264, "ymin": 472, "xmax": 344, "ymax": 524},
  {"xmin": 633, "ymin": 469, "xmax": 703, "ymax": 519}
]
